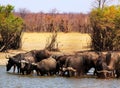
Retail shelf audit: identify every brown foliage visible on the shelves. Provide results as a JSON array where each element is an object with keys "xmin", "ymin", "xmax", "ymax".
[{"xmin": 15, "ymin": 11, "xmax": 91, "ymax": 33}]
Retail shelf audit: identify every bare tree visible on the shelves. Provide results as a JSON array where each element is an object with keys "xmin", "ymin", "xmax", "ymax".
[
  {"xmin": 45, "ymin": 31, "xmax": 60, "ymax": 51},
  {"xmin": 18, "ymin": 8, "xmax": 30, "ymax": 19},
  {"xmin": 93, "ymin": 0, "xmax": 114, "ymax": 9}
]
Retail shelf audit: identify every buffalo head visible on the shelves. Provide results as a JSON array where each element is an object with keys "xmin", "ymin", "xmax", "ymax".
[
  {"xmin": 6, "ymin": 57, "xmax": 15, "ymax": 71},
  {"xmin": 96, "ymin": 54, "xmax": 109, "ymax": 78}
]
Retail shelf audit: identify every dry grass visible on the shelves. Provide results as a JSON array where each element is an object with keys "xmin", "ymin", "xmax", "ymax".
[
  {"xmin": 0, "ymin": 32, "xmax": 91, "ymax": 65},
  {"xmin": 22, "ymin": 32, "xmax": 91, "ymax": 52}
]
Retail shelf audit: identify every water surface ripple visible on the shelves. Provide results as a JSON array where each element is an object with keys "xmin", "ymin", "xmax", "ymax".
[{"xmin": 0, "ymin": 66, "xmax": 120, "ymax": 88}]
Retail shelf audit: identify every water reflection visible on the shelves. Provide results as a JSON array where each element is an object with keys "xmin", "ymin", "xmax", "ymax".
[{"xmin": 0, "ymin": 66, "xmax": 120, "ymax": 88}]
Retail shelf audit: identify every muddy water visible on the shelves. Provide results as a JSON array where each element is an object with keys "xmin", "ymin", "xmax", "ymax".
[{"xmin": 0, "ymin": 66, "xmax": 120, "ymax": 88}]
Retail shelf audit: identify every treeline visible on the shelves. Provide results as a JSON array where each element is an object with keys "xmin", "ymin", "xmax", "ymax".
[{"xmin": 15, "ymin": 10, "xmax": 91, "ymax": 33}]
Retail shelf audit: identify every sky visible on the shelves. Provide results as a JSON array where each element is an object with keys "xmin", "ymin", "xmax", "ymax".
[{"xmin": 0, "ymin": 0, "xmax": 119, "ymax": 13}]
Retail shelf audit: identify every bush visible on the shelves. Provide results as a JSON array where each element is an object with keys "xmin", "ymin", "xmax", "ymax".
[
  {"xmin": 45, "ymin": 31, "xmax": 60, "ymax": 51},
  {"xmin": 90, "ymin": 6, "xmax": 120, "ymax": 51},
  {"xmin": 0, "ymin": 5, "xmax": 23, "ymax": 52}
]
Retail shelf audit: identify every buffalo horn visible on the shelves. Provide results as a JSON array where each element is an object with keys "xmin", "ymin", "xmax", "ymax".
[
  {"xmin": 5, "ymin": 55, "xmax": 11, "ymax": 59},
  {"xmin": 32, "ymin": 63, "xmax": 37, "ymax": 66},
  {"xmin": 97, "ymin": 70, "xmax": 112, "ymax": 73}
]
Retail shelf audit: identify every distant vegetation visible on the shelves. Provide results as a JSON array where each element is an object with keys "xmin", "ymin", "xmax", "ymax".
[
  {"xmin": 14, "ymin": 8, "xmax": 92, "ymax": 52},
  {"xmin": 15, "ymin": 9, "xmax": 91, "ymax": 33}
]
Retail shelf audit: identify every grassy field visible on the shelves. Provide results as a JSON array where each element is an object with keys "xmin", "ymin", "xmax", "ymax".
[
  {"xmin": 22, "ymin": 32, "xmax": 91, "ymax": 52},
  {"xmin": 0, "ymin": 32, "xmax": 91, "ymax": 65}
]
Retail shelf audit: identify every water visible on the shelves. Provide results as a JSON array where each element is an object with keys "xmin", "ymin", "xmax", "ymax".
[{"xmin": 0, "ymin": 66, "xmax": 120, "ymax": 88}]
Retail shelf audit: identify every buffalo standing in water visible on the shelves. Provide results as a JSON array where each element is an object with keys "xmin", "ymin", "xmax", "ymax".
[
  {"xmin": 6, "ymin": 49, "xmax": 51, "ymax": 74},
  {"xmin": 95, "ymin": 54, "xmax": 110, "ymax": 78},
  {"xmin": 62, "ymin": 52, "xmax": 99, "ymax": 77},
  {"xmin": 31, "ymin": 57, "xmax": 57, "ymax": 76},
  {"xmin": 6, "ymin": 53, "xmax": 25, "ymax": 73},
  {"xmin": 106, "ymin": 52, "xmax": 120, "ymax": 78},
  {"xmin": 94, "ymin": 52, "xmax": 120, "ymax": 78}
]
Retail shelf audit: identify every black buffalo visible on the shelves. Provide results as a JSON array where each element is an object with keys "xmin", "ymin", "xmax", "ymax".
[
  {"xmin": 106, "ymin": 52, "xmax": 120, "ymax": 78},
  {"xmin": 95, "ymin": 54, "xmax": 110, "ymax": 78},
  {"xmin": 31, "ymin": 57, "xmax": 57, "ymax": 76},
  {"xmin": 6, "ymin": 53, "xmax": 25, "ymax": 73},
  {"xmin": 62, "ymin": 55, "xmax": 84, "ymax": 77},
  {"xmin": 95, "ymin": 52, "xmax": 119, "ymax": 78},
  {"xmin": 6, "ymin": 49, "xmax": 51, "ymax": 74},
  {"xmin": 62, "ymin": 52, "xmax": 99, "ymax": 77}
]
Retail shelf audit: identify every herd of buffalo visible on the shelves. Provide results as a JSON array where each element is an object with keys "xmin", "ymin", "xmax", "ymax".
[{"xmin": 6, "ymin": 49, "xmax": 120, "ymax": 79}]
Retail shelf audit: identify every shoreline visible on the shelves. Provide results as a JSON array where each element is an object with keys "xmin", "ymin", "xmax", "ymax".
[
  {"xmin": 0, "ymin": 59, "xmax": 8, "ymax": 66},
  {"xmin": 0, "ymin": 50, "xmax": 27, "ymax": 66}
]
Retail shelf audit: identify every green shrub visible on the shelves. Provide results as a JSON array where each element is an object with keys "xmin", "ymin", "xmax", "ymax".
[
  {"xmin": 90, "ymin": 5, "xmax": 120, "ymax": 51},
  {"xmin": 0, "ymin": 5, "xmax": 23, "ymax": 52}
]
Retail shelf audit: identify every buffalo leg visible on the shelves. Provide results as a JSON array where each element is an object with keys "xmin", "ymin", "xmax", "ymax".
[
  {"xmin": 13, "ymin": 65, "xmax": 16, "ymax": 73},
  {"xmin": 17, "ymin": 66, "xmax": 20, "ymax": 73},
  {"xmin": 116, "ymin": 69, "xmax": 120, "ymax": 78}
]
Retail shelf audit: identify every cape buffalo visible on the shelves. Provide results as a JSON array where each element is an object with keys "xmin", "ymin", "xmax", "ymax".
[
  {"xmin": 19, "ymin": 56, "xmax": 35, "ymax": 75},
  {"xmin": 62, "ymin": 66, "xmax": 77, "ymax": 77},
  {"xmin": 95, "ymin": 52, "xmax": 120, "ymax": 78},
  {"xmin": 51, "ymin": 54, "xmax": 72, "ymax": 75},
  {"xmin": 95, "ymin": 54, "xmax": 110, "ymax": 78},
  {"xmin": 62, "ymin": 55, "xmax": 85, "ymax": 77},
  {"xmin": 32, "ymin": 57, "xmax": 57, "ymax": 76},
  {"xmin": 6, "ymin": 49, "xmax": 51, "ymax": 74},
  {"xmin": 76, "ymin": 52, "xmax": 100, "ymax": 75},
  {"xmin": 6, "ymin": 53, "xmax": 25, "ymax": 73},
  {"xmin": 106, "ymin": 52, "xmax": 120, "ymax": 78},
  {"xmin": 62, "ymin": 52, "xmax": 100, "ymax": 77}
]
